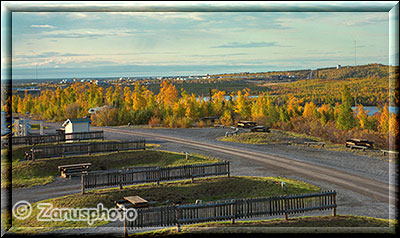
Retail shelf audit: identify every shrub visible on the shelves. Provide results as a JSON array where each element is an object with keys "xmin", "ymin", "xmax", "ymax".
[{"xmin": 148, "ymin": 116, "xmax": 161, "ymax": 128}]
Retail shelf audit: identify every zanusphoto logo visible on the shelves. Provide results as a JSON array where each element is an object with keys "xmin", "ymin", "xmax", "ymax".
[{"xmin": 12, "ymin": 201, "xmax": 138, "ymax": 225}]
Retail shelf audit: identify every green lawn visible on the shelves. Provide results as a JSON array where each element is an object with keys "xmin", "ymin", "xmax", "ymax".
[
  {"xmin": 133, "ymin": 215, "xmax": 395, "ymax": 236},
  {"xmin": 6, "ymin": 146, "xmax": 219, "ymax": 188},
  {"xmin": 9, "ymin": 176, "xmax": 320, "ymax": 234}
]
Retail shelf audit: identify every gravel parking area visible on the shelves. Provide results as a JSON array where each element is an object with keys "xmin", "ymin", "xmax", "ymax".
[{"xmin": 3, "ymin": 123, "xmax": 397, "ymax": 236}]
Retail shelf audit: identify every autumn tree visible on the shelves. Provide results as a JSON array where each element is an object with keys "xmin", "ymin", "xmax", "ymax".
[
  {"xmin": 356, "ymin": 104, "xmax": 368, "ymax": 129},
  {"xmin": 302, "ymin": 102, "xmax": 318, "ymax": 120},
  {"xmin": 378, "ymin": 104, "xmax": 390, "ymax": 134},
  {"xmin": 158, "ymin": 81, "xmax": 178, "ymax": 109},
  {"xmin": 234, "ymin": 89, "xmax": 251, "ymax": 120}
]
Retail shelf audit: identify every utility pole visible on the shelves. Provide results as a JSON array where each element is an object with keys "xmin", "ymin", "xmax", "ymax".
[{"xmin": 354, "ymin": 40, "xmax": 357, "ymax": 66}]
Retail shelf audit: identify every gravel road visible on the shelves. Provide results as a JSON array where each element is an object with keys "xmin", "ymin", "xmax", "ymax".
[{"xmin": 3, "ymin": 122, "xmax": 398, "ymax": 236}]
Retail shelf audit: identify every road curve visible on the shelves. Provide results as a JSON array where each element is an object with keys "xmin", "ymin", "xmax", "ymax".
[{"xmin": 101, "ymin": 127, "xmax": 397, "ymax": 204}]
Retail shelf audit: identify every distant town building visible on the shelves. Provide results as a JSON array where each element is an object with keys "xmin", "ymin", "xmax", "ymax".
[{"xmin": 62, "ymin": 118, "xmax": 91, "ymax": 134}]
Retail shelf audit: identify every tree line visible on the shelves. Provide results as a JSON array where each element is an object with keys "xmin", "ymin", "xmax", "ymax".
[{"xmin": 7, "ymin": 81, "xmax": 398, "ymax": 149}]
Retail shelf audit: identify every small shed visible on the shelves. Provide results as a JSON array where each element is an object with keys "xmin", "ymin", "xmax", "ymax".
[{"xmin": 62, "ymin": 118, "xmax": 91, "ymax": 134}]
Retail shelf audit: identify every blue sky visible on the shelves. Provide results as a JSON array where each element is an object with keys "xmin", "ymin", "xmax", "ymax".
[{"xmin": 2, "ymin": 2, "xmax": 398, "ymax": 79}]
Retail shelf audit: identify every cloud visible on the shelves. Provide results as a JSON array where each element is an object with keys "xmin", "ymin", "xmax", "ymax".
[
  {"xmin": 16, "ymin": 52, "xmax": 89, "ymax": 58},
  {"xmin": 30, "ymin": 24, "xmax": 56, "ymax": 28},
  {"xmin": 343, "ymin": 14, "xmax": 387, "ymax": 26},
  {"xmin": 38, "ymin": 29, "xmax": 143, "ymax": 39},
  {"xmin": 211, "ymin": 41, "xmax": 287, "ymax": 48}
]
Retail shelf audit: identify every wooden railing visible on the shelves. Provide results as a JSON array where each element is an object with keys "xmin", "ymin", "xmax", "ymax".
[
  {"xmin": 26, "ymin": 140, "xmax": 145, "ymax": 160},
  {"xmin": 82, "ymin": 161, "xmax": 230, "ymax": 193},
  {"xmin": 12, "ymin": 131, "xmax": 104, "ymax": 145},
  {"xmin": 127, "ymin": 191, "xmax": 337, "ymax": 230}
]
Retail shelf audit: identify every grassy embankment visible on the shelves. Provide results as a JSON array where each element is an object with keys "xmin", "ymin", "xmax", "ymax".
[
  {"xmin": 2, "ymin": 142, "xmax": 218, "ymax": 188},
  {"xmin": 219, "ymin": 129, "xmax": 395, "ymax": 162},
  {"xmin": 9, "ymin": 176, "xmax": 320, "ymax": 234},
  {"xmin": 132, "ymin": 215, "xmax": 395, "ymax": 236}
]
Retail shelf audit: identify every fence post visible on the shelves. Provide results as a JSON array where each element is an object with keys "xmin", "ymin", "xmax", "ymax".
[
  {"xmin": 31, "ymin": 148, "xmax": 35, "ymax": 161},
  {"xmin": 231, "ymin": 200, "xmax": 235, "ymax": 224},
  {"xmin": 332, "ymin": 191, "xmax": 336, "ymax": 216},
  {"xmin": 157, "ymin": 167, "xmax": 160, "ymax": 186},
  {"xmin": 226, "ymin": 161, "xmax": 230, "ymax": 178},
  {"xmin": 119, "ymin": 172, "xmax": 123, "ymax": 190},
  {"xmin": 284, "ymin": 197, "xmax": 288, "ymax": 221},
  {"xmin": 81, "ymin": 174, "xmax": 85, "ymax": 194},
  {"xmin": 190, "ymin": 165, "xmax": 194, "ymax": 183},
  {"xmin": 175, "ymin": 206, "xmax": 181, "ymax": 232}
]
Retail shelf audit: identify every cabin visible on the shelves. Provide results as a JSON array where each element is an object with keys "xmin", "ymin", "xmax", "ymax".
[{"xmin": 62, "ymin": 118, "xmax": 91, "ymax": 134}]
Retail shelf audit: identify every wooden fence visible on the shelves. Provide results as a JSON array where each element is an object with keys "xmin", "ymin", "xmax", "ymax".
[
  {"xmin": 82, "ymin": 161, "xmax": 230, "ymax": 193},
  {"xmin": 12, "ymin": 131, "xmax": 104, "ymax": 145},
  {"xmin": 127, "ymin": 191, "xmax": 337, "ymax": 230},
  {"xmin": 27, "ymin": 140, "xmax": 145, "ymax": 160}
]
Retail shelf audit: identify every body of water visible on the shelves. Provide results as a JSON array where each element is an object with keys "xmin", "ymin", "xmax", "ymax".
[{"xmin": 352, "ymin": 106, "xmax": 398, "ymax": 116}]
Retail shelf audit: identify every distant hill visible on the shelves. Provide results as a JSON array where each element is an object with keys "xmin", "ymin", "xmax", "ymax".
[{"xmin": 211, "ymin": 63, "xmax": 396, "ymax": 81}]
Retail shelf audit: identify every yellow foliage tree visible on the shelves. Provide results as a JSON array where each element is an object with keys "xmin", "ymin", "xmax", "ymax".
[
  {"xmin": 378, "ymin": 104, "xmax": 389, "ymax": 134},
  {"xmin": 158, "ymin": 81, "xmax": 178, "ymax": 108},
  {"xmin": 302, "ymin": 102, "xmax": 317, "ymax": 119}
]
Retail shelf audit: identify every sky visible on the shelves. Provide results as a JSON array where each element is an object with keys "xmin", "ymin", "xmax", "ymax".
[{"xmin": 2, "ymin": 2, "xmax": 399, "ymax": 79}]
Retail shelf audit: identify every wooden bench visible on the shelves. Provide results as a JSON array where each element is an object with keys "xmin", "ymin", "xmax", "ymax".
[
  {"xmin": 381, "ymin": 150, "xmax": 399, "ymax": 156},
  {"xmin": 349, "ymin": 145, "xmax": 368, "ymax": 151},
  {"xmin": 305, "ymin": 141, "xmax": 326, "ymax": 147},
  {"xmin": 58, "ymin": 163, "xmax": 92, "ymax": 178}
]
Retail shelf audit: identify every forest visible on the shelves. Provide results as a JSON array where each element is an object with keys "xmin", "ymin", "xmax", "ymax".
[{"xmin": 5, "ymin": 78, "xmax": 398, "ymax": 150}]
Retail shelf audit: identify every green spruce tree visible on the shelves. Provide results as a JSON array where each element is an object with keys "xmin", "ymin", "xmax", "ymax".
[{"xmin": 336, "ymin": 85, "xmax": 357, "ymax": 130}]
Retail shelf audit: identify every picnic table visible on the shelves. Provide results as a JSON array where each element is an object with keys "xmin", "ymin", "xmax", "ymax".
[
  {"xmin": 58, "ymin": 163, "xmax": 91, "ymax": 178},
  {"xmin": 237, "ymin": 121, "xmax": 257, "ymax": 128},
  {"xmin": 115, "ymin": 196, "xmax": 149, "ymax": 210},
  {"xmin": 345, "ymin": 139, "xmax": 373, "ymax": 149}
]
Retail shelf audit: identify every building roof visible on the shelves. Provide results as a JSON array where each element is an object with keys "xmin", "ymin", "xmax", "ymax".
[{"xmin": 62, "ymin": 118, "xmax": 91, "ymax": 127}]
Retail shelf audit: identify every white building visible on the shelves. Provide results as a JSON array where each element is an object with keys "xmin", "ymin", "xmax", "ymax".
[{"xmin": 62, "ymin": 118, "xmax": 91, "ymax": 134}]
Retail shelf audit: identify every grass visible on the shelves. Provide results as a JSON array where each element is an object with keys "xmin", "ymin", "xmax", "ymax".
[
  {"xmin": 219, "ymin": 129, "xmax": 320, "ymax": 145},
  {"xmin": 132, "ymin": 215, "xmax": 396, "ymax": 236},
  {"xmin": 5, "ymin": 146, "xmax": 219, "ymax": 188},
  {"xmin": 219, "ymin": 129, "xmax": 395, "ymax": 162},
  {"xmin": 9, "ymin": 176, "xmax": 320, "ymax": 234}
]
